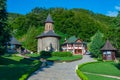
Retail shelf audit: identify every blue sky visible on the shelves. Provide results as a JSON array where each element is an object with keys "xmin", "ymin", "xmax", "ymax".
[{"xmin": 7, "ymin": 0, "xmax": 120, "ymax": 16}]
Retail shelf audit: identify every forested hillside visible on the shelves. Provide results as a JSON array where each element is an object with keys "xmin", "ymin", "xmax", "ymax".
[{"xmin": 8, "ymin": 7, "xmax": 120, "ymax": 55}]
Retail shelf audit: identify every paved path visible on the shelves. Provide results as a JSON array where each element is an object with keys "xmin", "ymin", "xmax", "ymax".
[{"xmin": 28, "ymin": 55, "xmax": 96, "ymax": 80}]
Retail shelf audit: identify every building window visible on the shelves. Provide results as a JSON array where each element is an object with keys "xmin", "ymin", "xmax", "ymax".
[
  {"xmin": 75, "ymin": 44, "xmax": 81, "ymax": 47},
  {"xmin": 103, "ymin": 52, "xmax": 106, "ymax": 54},
  {"xmin": 103, "ymin": 51, "xmax": 111, "ymax": 55},
  {"xmin": 68, "ymin": 44, "xmax": 72, "ymax": 47},
  {"xmin": 107, "ymin": 51, "xmax": 111, "ymax": 54}
]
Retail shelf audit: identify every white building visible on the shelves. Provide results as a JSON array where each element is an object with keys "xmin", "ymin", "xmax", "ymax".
[{"xmin": 62, "ymin": 36, "xmax": 86, "ymax": 55}]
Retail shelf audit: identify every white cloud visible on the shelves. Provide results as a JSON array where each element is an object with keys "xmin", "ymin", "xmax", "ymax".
[
  {"xmin": 106, "ymin": 11, "xmax": 118, "ymax": 17},
  {"xmin": 115, "ymin": 6, "xmax": 120, "ymax": 11},
  {"xmin": 106, "ymin": 5, "xmax": 120, "ymax": 17}
]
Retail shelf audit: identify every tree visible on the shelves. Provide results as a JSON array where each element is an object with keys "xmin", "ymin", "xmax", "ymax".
[
  {"xmin": 22, "ymin": 26, "xmax": 44, "ymax": 52},
  {"xmin": 88, "ymin": 31, "xmax": 105, "ymax": 58},
  {"xmin": 31, "ymin": 7, "xmax": 47, "ymax": 15},
  {"xmin": 106, "ymin": 11, "xmax": 120, "ymax": 57},
  {"xmin": 0, "ymin": 0, "xmax": 11, "ymax": 55},
  {"xmin": 115, "ymin": 28, "xmax": 120, "ymax": 57},
  {"xmin": 106, "ymin": 27, "xmax": 120, "ymax": 57}
]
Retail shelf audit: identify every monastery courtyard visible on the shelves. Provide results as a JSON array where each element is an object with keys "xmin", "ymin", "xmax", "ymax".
[{"xmin": 28, "ymin": 55, "xmax": 96, "ymax": 80}]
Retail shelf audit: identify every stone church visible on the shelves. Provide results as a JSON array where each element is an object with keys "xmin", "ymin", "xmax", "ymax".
[{"xmin": 36, "ymin": 14, "xmax": 61, "ymax": 53}]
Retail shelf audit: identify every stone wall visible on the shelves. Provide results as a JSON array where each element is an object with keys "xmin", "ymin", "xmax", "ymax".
[{"xmin": 38, "ymin": 37, "xmax": 59, "ymax": 52}]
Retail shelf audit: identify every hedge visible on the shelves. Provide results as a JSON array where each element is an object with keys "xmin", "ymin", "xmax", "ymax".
[
  {"xmin": 19, "ymin": 60, "xmax": 41, "ymax": 80},
  {"xmin": 40, "ymin": 51, "xmax": 51, "ymax": 59},
  {"xmin": 76, "ymin": 61, "xmax": 100, "ymax": 80},
  {"xmin": 52, "ymin": 52, "xmax": 72, "ymax": 57},
  {"xmin": 76, "ymin": 69, "xmax": 88, "ymax": 80}
]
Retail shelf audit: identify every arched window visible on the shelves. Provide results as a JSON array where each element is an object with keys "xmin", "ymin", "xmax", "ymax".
[
  {"xmin": 47, "ymin": 25, "xmax": 49, "ymax": 30},
  {"xmin": 49, "ymin": 25, "xmax": 51, "ymax": 30}
]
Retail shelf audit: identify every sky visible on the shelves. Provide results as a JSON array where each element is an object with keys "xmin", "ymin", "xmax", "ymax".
[{"xmin": 7, "ymin": 0, "xmax": 120, "ymax": 17}]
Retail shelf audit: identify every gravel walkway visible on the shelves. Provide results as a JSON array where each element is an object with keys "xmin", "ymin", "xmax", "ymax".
[{"xmin": 28, "ymin": 55, "xmax": 96, "ymax": 80}]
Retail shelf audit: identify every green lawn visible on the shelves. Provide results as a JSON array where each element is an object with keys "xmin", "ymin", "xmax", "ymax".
[
  {"xmin": 80, "ymin": 62, "xmax": 120, "ymax": 77},
  {"xmin": 84, "ymin": 73, "xmax": 119, "ymax": 80},
  {"xmin": 25, "ymin": 53, "xmax": 40, "ymax": 58},
  {"xmin": 47, "ymin": 55, "xmax": 82, "ymax": 61},
  {"xmin": 0, "ymin": 54, "xmax": 41, "ymax": 80}
]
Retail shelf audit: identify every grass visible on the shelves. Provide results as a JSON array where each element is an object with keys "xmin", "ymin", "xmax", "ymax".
[
  {"xmin": 84, "ymin": 73, "xmax": 119, "ymax": 80},
  {"xmin": 2, "ymin": 54, "xmax": 23, "ymax": 60},
  {"xmin": 0, "ymin": 64, "xmax": 31, "ymax": 80},
  {"xmin": 47, "ymin": 55, "xmax": 82, "ymax": 61},
  {"xmin": 25, "ymin": 53, "xmax": 40, "ymax": 58},
  {"xmin": 0, "ymin": 54, "xmax": 41, "ymax": 80},
  {"xmin": 80, "ymin": 61, "xmax": 120, "ymax": 77}
]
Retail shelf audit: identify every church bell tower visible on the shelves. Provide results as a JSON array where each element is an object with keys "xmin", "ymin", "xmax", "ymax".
[{"xmin": 44, "ymin": 14, "xmax": 54, "ymax": 33}]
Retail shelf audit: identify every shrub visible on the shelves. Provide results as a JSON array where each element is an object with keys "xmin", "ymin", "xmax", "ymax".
[
  {"xmin": 52, "ymin": 52, "xmax": 72, "ymax": 57},
  {"xmin": 19, "ymin": 74, "xmax": 29, "ymax": 80},
  {"xmin": 97, "ymin": 54, "xmax": 103, "ymax": 61},
  {"xmin": 40, "ymin": 51, "xmax": 51, "ymax": 59},
  {"xmin": 116, "ymin": 63, "xmax": 120, "ymax": 69},
  {"xmin": 76, "ymin": 69, "xmax": 88, "ymax": 80}
]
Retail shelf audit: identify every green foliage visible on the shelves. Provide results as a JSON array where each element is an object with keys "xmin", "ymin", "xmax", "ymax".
[
  {"xmin": 52, "ymin": 52, "xmax": 72, "ymax": 57},
  {"xmin": 40, "ymin": 51, "xmax": 51, "ymax": 59},
  {"xmin": 76, "ymin": 69, "xmax": 88, "ymax": 80},
  {"xmin": 8, "ymin": 13, "xmax": 23, "ymax": 25},
  {"xmin": 10, "ymin": 8, "xmax": 47, "ymax": 37},
  {"xmin": 51, "ymin": 8, "xmax": 109, "ymax": 42},
  {"xmin": 56, "ymin": 31, "xmax": 68, "ymax": 44},
  {"xmin": 105, "ymin": 12, "xmax": 120, "ymax": 57},
  {"xmin": 88, "ymin": 31, "xmax": 105, "ymax": 58},
  {"xmin": 21, "ymin": 26, "xmax": 44, "ymax": 52},
  {"xmin": 97, "ymin": 54, "xmax": 103, "ymax": 61},
  {"xmin": 106, "ymin": 27, "xmax": 120, "ymax": 57},
  {"xmin": 0, "ymin": 0, "xmax": 11, "ymax": 54},
  {"xmin": 31, "ymin": 7, "xmax": 47, "ymax": 15},
  {"xmin": 76, "ymin": 62, "xmax": 91, "ymax": 80},
  {"xmin": 11, "ymin": 16, "xmax": 27, "ymax": 37}
]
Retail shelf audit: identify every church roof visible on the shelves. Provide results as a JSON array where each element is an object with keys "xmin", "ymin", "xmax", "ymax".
[
  {"xmin": 9, "ymin": 36, "xmax": 21, "ymax": 45},
  {"xmin": 67, "ymin": 36, "xmax": 78, "ymax": 43},
  {"xmin": 45, "ymin": 14, "xmax": 54, "ymax": 23},
  {"xmin": 101, "ymin": 40, "xmax": 117, "ymax": 51},
  {"xmin": 62, "ymin": 36, "xmax": 85, "ymax": 45},
  {"xmin": 36, "ymin": 30, "xmax": 61, "ymax": 39}
]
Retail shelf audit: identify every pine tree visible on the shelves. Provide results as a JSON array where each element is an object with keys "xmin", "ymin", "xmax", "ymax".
[
  {"xmin": 22, "ymin": 26, "xmax": 44, "ymax": 52},
  {"xmin": 0, "ymin": 0, "xmax": 11, "ymax": 55},
  {"xmin": 88, "ymin": 31, "xmax": 105, "ymax": 58}
]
